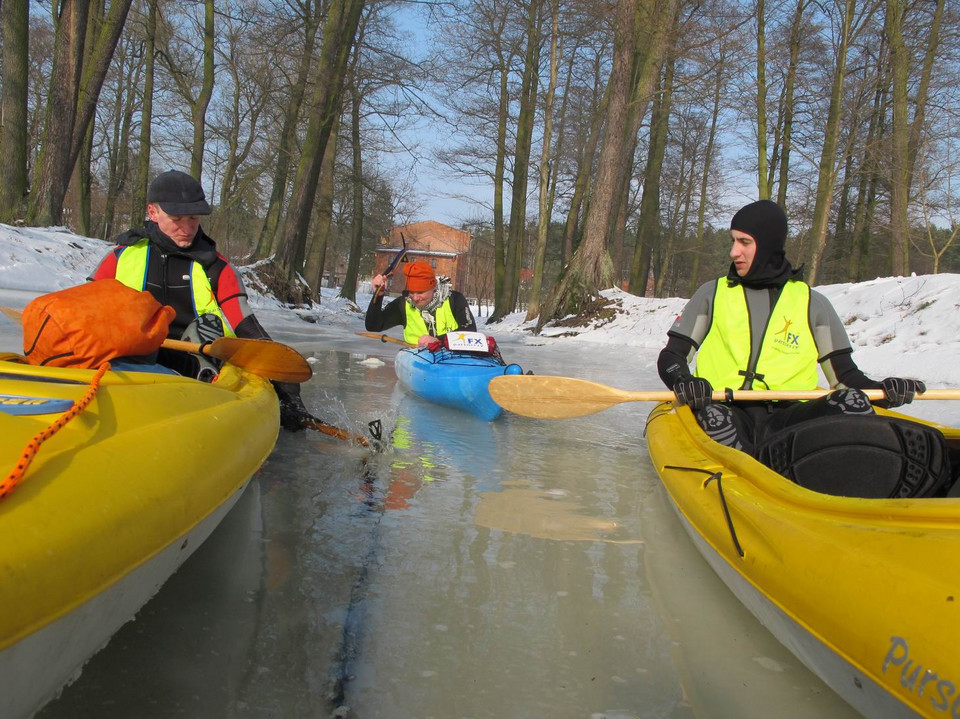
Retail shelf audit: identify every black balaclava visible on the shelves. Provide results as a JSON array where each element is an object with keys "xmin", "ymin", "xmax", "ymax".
[{"xmin": 726, "ymin": 199, "xmax": 803, "ymax": 288}]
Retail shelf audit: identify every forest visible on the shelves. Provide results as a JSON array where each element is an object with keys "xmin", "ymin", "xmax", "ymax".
[{"xmin": 0, "ymin": 0, "xmax": 957, "ymax": 325}]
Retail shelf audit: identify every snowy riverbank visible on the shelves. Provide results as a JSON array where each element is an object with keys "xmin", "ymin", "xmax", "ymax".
[{"xmin": 1, "ymin": 222, "xmax": 958, "ymax": 396}]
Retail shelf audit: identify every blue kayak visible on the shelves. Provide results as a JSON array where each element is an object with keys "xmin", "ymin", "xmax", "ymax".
[{"xmin": 394, "ymin": 347, "xmax": 524, "ymax": 421}]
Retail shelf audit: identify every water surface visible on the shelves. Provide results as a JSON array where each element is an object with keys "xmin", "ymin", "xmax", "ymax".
[{"xmin": 38, "ymin": 329, "xmax": 859, "ymax": 718}]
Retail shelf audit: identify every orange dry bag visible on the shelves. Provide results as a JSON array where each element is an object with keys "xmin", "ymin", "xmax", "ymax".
[{"xmin": 22, "ymin": 279, "xmax": 175, "ymax": 368}]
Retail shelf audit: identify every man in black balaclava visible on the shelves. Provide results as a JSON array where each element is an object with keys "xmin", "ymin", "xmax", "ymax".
[
  {"xmin": 656, "ymin": 199, "xmax": 926, "ymax": 457},
  {"xmin": 726, "ymin": 199, "xmax": 802, "ymax": 288}
]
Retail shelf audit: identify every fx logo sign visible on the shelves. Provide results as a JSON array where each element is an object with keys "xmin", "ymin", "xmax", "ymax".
[{"xmin": 775, "ymin": 318, "xmax": 800, "ymax": 346}]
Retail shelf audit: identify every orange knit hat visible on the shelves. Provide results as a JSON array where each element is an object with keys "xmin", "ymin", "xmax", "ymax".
[{"xmin": 403, "ymin": 261, "xmax": 437, "ymax": 292}]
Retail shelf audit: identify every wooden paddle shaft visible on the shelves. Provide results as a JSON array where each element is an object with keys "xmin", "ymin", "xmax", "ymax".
[
  {"xmin": 355, "ymin": 331, "xmax": 414, "ymax": 347},
  {"xmin": 604, "ymin": 389, "xmax": 960, "ymax": 401},
  {"xmin": 162, "ymin": 338, "xmax": 211, "ymax": 355},
  {"xmin": 488, "ymin": 375, "xmax": 960, "ymax": 420}
]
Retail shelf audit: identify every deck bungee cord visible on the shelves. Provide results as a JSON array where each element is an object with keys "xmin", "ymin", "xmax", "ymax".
[
  {"xmin": 0, "ymin": 362, "xmax": 109, "ymax": 500},
  {"xmin": 662, "ymin": 465, "xmax": 744, "ymax": 558}
]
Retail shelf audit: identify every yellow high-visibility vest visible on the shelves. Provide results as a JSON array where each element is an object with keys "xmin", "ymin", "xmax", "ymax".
[
  {"xmin": 403, "ymin": 298, "xmax": 459, "ymax": 345},
  {"xmin": 114, "ymin": 238, "xmax": 235, "ymax": 337},
  {"xmin": 695, "ymin": 279, "xmax": 818, "ymax": 390}
]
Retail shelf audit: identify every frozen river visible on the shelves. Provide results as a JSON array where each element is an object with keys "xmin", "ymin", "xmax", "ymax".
[{"xmin": 30, "ymin": 320, "xmax": 867, "ymax": 719}]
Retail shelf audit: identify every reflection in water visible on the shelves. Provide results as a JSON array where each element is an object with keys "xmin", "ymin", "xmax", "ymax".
[
  {"xmin": 36, "ymin": 333, "xmax": 860, "ymax": 718},
  {"xmin": 641, "ymin": 482, "xmax": 860, "ymax": 719},
  {"xmin": 475, "ymin": 487, "xmax": 642, "ymax": 543},
  {"xmin": 339, "ymin": 382, "xmax": 684, "ymax": 718},
  {"xmin": 37, "ymin": 477, "xmax": 265, "ymax": 718}
]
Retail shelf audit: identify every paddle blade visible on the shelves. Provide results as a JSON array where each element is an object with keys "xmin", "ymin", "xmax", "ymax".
[
  {"xmin": 201, "ymin": 337, "xmax": 312, "ymax": 383},
  {"xmin": 300, "ymin": 416, "xmax": 369, "ymax": 446},
  {"xmin": 0, "ymin": 307, "xmax": 23, "ymax": 323},
  {"xmin": 489, "ymin": 375, "xmax": 640, "ymax": 419}
]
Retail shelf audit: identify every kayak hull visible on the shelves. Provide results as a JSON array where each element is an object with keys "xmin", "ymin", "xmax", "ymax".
[
  {"xmin": 645, "ymin": 402, "xmax": 960, "ymax": 719},
  {"xmin": 395, "ymin": 347, "xmax": 523, "ymax": 421},
  {"xmin": 0, "ymin": 359, "xmax": 279, "ymax": 718}
]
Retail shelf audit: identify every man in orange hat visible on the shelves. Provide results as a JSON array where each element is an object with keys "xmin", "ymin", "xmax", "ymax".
[{"xmin": 366, "ymin": 260, "xmax": 476, "ymax": 346}]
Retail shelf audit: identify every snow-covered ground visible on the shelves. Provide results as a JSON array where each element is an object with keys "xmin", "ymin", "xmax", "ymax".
[{"xmin": 0, "ymin": 222, "xmax": 957, "ymax": 397}]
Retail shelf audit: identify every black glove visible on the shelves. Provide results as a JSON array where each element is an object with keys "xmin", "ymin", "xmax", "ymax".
[
  {"xmin": 672, "ymin": 377, "xmax": 714, "ymax": 411},
  {"xmin": 274, "ymin": 381, "xmax": 313, "ymax": 432},
  {"xmin": 880, "ymin": 377, "xmax": 926, "ymax": 408}
]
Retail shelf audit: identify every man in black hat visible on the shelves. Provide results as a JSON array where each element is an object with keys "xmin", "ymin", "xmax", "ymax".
[
  {"xmin": 90, "ymin": 170, "xmax": 316, "ymax": 431},
  {"xmin": 656, "ymin": 199, "xmax": 926, "ymax": 456}
]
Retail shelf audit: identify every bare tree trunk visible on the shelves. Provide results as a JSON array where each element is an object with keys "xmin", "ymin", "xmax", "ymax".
[
  {"xmin": 848, "ymin": 43, "xmax": 888, "ymax": 282},
  {"xmin": 73, "ymin": 0, "xmax": 105, "ymax": 237},
  {"xmin": 340, "ymin": 84, "xmax": 364, "ymax": 303},
  {"xmin": 75, "ymin": 118, "xmax": 94, "ymax": 235},
  {"xmin": 215, "ymin": 24, "xmax": 270, "ymax": 230},
  {"xmin": 540, "ymin": 0, "xmax": 677, "ymax": 327},
  {"xmin": 103, "ymin": 71, "xmax": 134, "ymax": 240},
  {"xmin": 905, "ymin": 0, "xmax": 944, "ymax": 192},
  {"xmin": 689, "ymin": 45, "xmax": 725, "ymax": 295},
  {"xmin": 71, "ymin": 0, "xmax": 134, "ymax": 169},
  {"xmin": 303, "ymin": 112, "xmax": 341, "ymax": 298},
  {"xmin": 29, "ymin": 0, "xmax": 134, "ymax": 226},
  {"xmin": 255, "ymin": 0, "xmax": 322, "ymax": 259},
  {"xmin": 657, "ymin": 108, "xmax": 693, "ymax": 298},
  {"xmin": 27, "ymin": 0, "xmax": 88, "ymax": 226},
  {"xmin": 776, "ymin": 0, "xmax": 808, "ymax": 206},
  {"xmin": 0, "ymin": 0, "xmax": 29, "ymax": 222},
  {"xmin": 525, "ymin": 0, "xmax": 560, "ymax": 322},
  {"xmin": 493, "ymin": 0, "xmax": 541, "ymax": 321},
  {"xmin": 131, "ymin": 0, "xmax": 157, "ymax": 225},
  {"xmin": 657, "ymin": 113, "xmax": 696, "ymax": 298},
  {"xmin": 560, "ymin": 80, "xmax": 608, "ymax": 263},
  {"xmin": 275, "ymin": 0, "xmax": 365, "ymax": 281},
  {"xmin": 806, "ymin": 0, "xmax": 858, "ymax": 284},
  {"xmin": 191, "ymin": 0, "xmax": 214, "ymax": 177},
  {"xmin": 755, "ymin": 0, "xmax": 771, "ymax": 199},
  {"xmin": 830, "ymin": 150, "xmax": 856, "ymax": 282},
  {"xmin": 610, "ymin": 151, "xmax": 636, "ymax": 285},
  {"xmin": 545, "ymin": 35, "xmax": 578, "ymax": 264},
  {"xmin": 629, "ymin": 64, "xmax": 670, "ymax": 294},
  {"xmin": 491, "ymin": 57, "xmax": 510, "ymax": 311},
  {"xmin": 885, "ymin": 0, "xmax": 910, "ymax": 275}
]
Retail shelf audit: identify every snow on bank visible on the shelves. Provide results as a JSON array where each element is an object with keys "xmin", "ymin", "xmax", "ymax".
[{"xmin": 0, "ymin": 222, "xmax": 958, "ymax": 389}]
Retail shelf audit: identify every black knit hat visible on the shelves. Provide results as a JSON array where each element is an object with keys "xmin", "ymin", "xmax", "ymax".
[
  {"xmin": 147, "ymin": 170, "xmax": 211, "ymax": 215},
  {"xmin": 727, "ymin": 200, "xmax": 800, "ymax": 287},
  {"xmin": 730, "ymin": 199, "xmax": 788, "ymax": 250}
]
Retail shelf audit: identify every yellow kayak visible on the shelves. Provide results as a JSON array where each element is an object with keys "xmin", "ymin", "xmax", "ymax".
[
  {"xmin": 0, "ymin": 358, "xmax": 278, "ymax": 718},
  {"xmin": 646, "ymin": 402, "xmax": 960, "ymax": 719}
]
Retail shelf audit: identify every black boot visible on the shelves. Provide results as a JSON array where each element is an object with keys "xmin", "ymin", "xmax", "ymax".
[{"xmin": 696, "ymin": 404, "xmax": 745, "ymax": 451}]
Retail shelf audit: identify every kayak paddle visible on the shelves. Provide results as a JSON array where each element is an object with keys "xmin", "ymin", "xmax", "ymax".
[
  {"xmin": 355, "ymin": 331, "xmax": 415, "ymax": 347},
  {"xmin": 2, "ymin": 305, "xmax": 311, "ymax": 383},
  {"xmin": 161, "ymin": 337, "xmax": 311, "ymax": 383},
  {"xmin": 0, "ymin": 306, "xmax": 22, "ymax": 323},
  {"xmin": 3, "ymin": 305, "xmax": 392, "ymax": 446},
  {"xmin": 488, "ymin": 375, "xmax": 960, "ymax": 419},
  {"xmin": 299, "ymin": 415, "xmax": 374, "ymax": 447},
  {"xmin": 373, "ymin": 234, "xmax": 408, "ymax": 300}
]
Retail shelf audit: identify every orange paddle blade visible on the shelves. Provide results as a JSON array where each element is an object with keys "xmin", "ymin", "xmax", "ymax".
[{"xmin": 162, "ymin": 337, "xmax": 312, "ymax": 383}]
